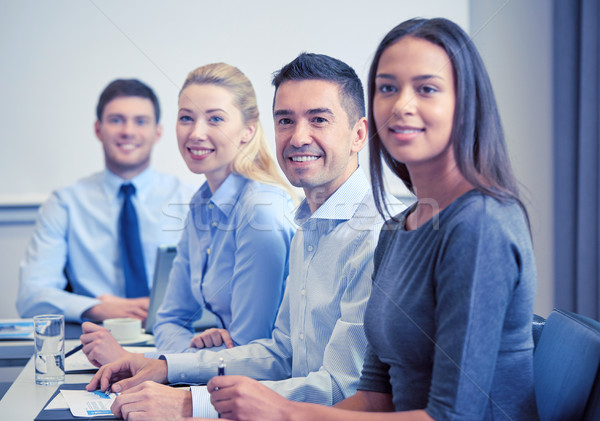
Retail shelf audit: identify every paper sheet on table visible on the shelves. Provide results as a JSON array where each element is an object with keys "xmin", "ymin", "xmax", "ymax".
[
  {"xmin": 60, "ymin": 390, "xmax": 118, "ymax": 417},
  {"xmin": 64, "ymin": 351, "xmax": 97, "ymax": 372},
  {"xmin": 44, "ymin": 392, "xmax": 68, "ymax": 409},
  {"xmin": 65, "ymin": 346, "xmax": 156, "ymax": 372}
]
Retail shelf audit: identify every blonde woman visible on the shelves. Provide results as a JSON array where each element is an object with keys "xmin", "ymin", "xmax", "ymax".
[{"xmin": 81, "ymin": 63, "xmax": 296, "ymax": 365}]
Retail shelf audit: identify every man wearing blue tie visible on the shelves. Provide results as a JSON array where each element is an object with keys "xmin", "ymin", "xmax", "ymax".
[{"xmin": 17, "ymin": 79, "xmax": 194, "ymax": 323}]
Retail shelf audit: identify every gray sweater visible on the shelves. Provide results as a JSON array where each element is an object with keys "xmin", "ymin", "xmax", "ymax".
[{"xmin": 358, "ymin": 190, "xmax": 539, "ymax": 420}]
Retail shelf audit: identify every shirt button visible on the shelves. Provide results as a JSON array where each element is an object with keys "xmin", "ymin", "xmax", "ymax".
[
  {"xmin": 208, "ymin": 203, "xmax": 214, "ymax": 209},
  {"xmin": 206, "ymin": 248, "xmax": 211, "ymax": 255},
  {"xmin": 211, "ymin": 221, "xmax": 218, "ymax": 227},
  {"xmin": 307, "ymin": 245, "xmax": 314, "ymax": 252},
  {"xmin": 300, "ymin": 333, "xmax": 304, "ymax": 340},
  {"xmin": 301, "ymin": 289, "xmax": 306, "ymax": 296}
]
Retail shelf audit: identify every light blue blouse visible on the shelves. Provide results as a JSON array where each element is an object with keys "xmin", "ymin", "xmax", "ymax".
[{"xmin": 153, "ymin": 173, "xmax": 295, "ymax": 352}]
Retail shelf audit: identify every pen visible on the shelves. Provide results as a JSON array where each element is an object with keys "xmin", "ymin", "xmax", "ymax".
[
  {"xmin": 64, "ymin": 344, "xmax": 83, "ymax": 358},
  {"xmin": 103, "ymin": 384, "xmax": 113, "ymax": 396},
  {"xmin": 217, "ymin": 358, "xmax": 225, "ymax": 418},
  {"xmin": 218, "ymin": 357, "xmax": 226, "ymax": 376}
]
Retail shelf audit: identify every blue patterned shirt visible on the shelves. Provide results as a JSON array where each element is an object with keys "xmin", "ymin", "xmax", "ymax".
[{"xmin": 162, "ymin": 168, "xmax": 405, "ymax": 417}]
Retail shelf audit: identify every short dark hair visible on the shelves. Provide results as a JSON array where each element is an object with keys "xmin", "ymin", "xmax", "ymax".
[
  {"xmin": 272, "ymin": 53, "xmax": 365, "ymax": 126},
  {"xmin": 96, "ymin": 79, "xmax": 160, "ymax": 123},
  {"xmin": 368, "ymin": 18, "xmax": 528, "ymax": 224}
]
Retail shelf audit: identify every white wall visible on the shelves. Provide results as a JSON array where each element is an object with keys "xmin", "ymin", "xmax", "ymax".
[
  {"xmin": 471, "ymin": 0, "xmax": 554, "ymax": 316},
  {"xmin": 0, "ymin": 0, "xmax": 469, "ymax": 318},
  {"xmin": 0, "ymin": 0, "xmax": 468, "ymax": 203},
  {"xmin": 0, "ymin": 1, "xmax": 557, "ymax": 319}
]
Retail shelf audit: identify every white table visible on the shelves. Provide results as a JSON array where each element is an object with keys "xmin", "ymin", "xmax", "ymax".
[{"xmin": 0, "ymin": 339, "xmax": 94, "ymax": 420}]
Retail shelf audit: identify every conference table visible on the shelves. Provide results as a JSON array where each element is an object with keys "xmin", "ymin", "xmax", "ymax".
[
  {"xmin": 0, "ymin": 314, "xmax": 217, "ymax": 420},
  {"xmin": 0, "ymin": 323, "xmax": 96, "ymax": 420},
  {"xmin": 0, "ymin": 338, "xmax": 95, "ymax": 420},
  {"xmin": 0, "ymin": 320, "xmax": 163, "ymax": 420}
]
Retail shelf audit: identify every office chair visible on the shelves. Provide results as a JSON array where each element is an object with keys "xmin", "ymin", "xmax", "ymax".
[
  {"xmin": 533, "ymin": 309, "xmax": 600, "ymax": 420},
  {"xmin": 532, "ymin": 313, "xmax": 546, "ymax": 349}
]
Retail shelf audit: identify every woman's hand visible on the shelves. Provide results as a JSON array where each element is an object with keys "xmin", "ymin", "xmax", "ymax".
[
  {"xmin": 190, "ymin": 328, "xmax": 235, "ymax": 349},
  {"xmin": 80, "ymin": 321, "xmax": 129, "ymax": 366}
]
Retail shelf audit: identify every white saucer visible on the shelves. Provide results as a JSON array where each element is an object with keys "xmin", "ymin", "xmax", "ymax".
[{"xmin": 117, "ymin": 333, "xmax": 153, "ymax": 345}]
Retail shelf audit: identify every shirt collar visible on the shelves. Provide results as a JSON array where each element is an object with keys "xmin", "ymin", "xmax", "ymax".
[
  {"xmin": 101, "ymin": 167, "xmax": 156, "ymax": 201},
  {"xmin": 294, "ymin": 167, "xmax": 370, "ymax": 225},
  {"xmin": 196, "ymin": 173, "xmax": 248, "ymax": 218}
]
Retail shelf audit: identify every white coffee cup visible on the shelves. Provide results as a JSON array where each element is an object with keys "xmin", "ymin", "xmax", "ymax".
[{"xmin": 103, "ymin": 318, "xmax": 142, "ymax": 342}]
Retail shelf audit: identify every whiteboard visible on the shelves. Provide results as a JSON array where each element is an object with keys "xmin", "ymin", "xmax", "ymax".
[{"xmin": 0, "ymin": 0, "xmax": 468, "ymax": 204}]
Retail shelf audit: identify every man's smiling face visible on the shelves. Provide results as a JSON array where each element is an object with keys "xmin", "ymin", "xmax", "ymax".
[
  {"xmin": 95, "ymin": 96, "xmax": 161, "ymax": 179},
  {"xmin": 273, "ymin": 79, "xmax": 364, "ymax": 204}
]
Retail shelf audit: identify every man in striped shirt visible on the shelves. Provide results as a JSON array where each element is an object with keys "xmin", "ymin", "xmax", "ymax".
[{"xmin": 87, "ymin": 53, "xmax": 404, "ymax": 420}]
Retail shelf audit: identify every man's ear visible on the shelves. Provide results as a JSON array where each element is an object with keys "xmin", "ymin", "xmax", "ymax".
[
  {"xmin": 94, "ymin": 120, "xmax": 102, "ymax": 141},
  {"xmin": 350, "ymin": 117, "xmax": 368, "ymax": 154},
  {"xmin": 153, "ymin": 123, "xmax": 163, "ymax": 144}
]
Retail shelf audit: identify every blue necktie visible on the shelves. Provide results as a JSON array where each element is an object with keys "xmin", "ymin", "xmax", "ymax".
[{"xmin": 119, "ymin": 183, "xmax": 149, "ymax": 298}]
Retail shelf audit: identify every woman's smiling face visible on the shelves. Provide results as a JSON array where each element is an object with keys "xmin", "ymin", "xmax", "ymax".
[
  {"xmin": 373, "ymin": 36, "xmax": 456, "ymax": 169},
  {"xmin": 177, "ymin": 84, "xmax": 254, "ymax": 192}
]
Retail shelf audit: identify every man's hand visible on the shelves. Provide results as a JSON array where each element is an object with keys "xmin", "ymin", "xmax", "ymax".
[
  {"xmin": 208, "ymin": 375, "xmax": 293, "ymax": 421},
  {"xmin": 80, "ymin": 321, "xmax": 129, "ymax": 367},
  {"xmin": 86, "ymin": 353, "xmax": 168, "ymax": 394},
  {"xmin": 111, "ymin": 381, "xmax": 193, "ymax": 421},
  {"xmin": 82, "ymin": 294, "xmax": 150, "ymax": 322},
  {"xmin": 190, "ymin": 328, "xmax": 235, "ymax": 349}
]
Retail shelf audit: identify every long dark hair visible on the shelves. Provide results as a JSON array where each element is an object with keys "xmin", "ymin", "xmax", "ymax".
[{"xmin": 368, "ymin": 18, "xmax": 529, "ymax": 225}]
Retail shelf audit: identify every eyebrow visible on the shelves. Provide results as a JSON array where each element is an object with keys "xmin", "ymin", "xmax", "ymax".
[
  {"xmin": 307, "ymin": 108, "xmax": 334, "ymax": 116},
  {"xmin": 205, "ymin": 108, "xmax": 228, "ymax": 114},
  {"xmin": 273, "ymin": 109, "xmax": 292, "ymax": 117},
  {"xmin": 105, "ymin": 113, "xmax": 151, "ymax": 120},
  {"xmin": 376, "ymin": 73, "xmax": 445, "ymax": 82},
  {"xmin": 273, "ymin": 108, "xmax": 334, "ymax": 117},
  {"xmin": 178, "ymin": 108, "xmax": 228, "ymax": 114}
]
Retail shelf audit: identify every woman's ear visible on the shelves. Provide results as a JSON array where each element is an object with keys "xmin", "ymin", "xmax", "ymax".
[{"xmin": 241, "ymin": 123, "xmax": 257, "ymax": 144}]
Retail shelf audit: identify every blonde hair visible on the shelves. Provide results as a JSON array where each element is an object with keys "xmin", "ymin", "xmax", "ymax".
[{"xmin": 180, "ymin": 63, "xmax": 296, "ymax": 201}]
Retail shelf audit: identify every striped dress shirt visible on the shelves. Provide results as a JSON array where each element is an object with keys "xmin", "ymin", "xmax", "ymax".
[{"xmin": 163, "ymin": 168, "xmax": 404, "ymax": 417}]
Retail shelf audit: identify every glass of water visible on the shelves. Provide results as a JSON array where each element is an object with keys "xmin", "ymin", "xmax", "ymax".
[{"xmin": 33, "ymin": 314, "xmax": 65, "ymax": 385}]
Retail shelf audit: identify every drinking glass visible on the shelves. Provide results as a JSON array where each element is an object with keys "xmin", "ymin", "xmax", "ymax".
[{"xmin": 34, "ymin": 314, "xmax": 65, "ymax": 385}]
